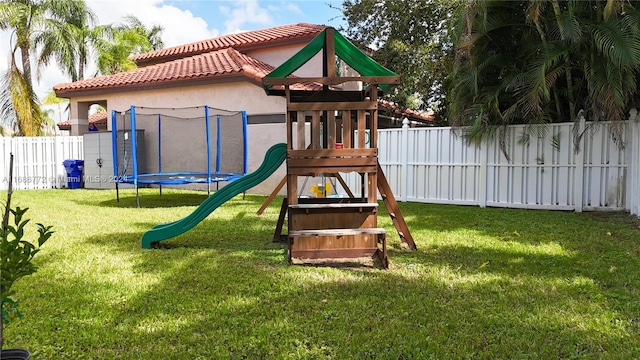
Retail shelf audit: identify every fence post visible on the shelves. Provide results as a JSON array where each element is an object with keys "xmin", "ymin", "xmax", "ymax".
[
  {"xmin": 573, "ymin": 113, "xmax": 586, "ymax": 213},
  {"xmin": 55, "ymin": 136, "xmax": 62, "ymax": 189},
  {"xmin": 0, "ymin": 138, "xmax": 7, "ymax": 191},
  {"xmin": 628, "ymin": 109, "xmax": 639, "ymax": 217},
  {"xmin": 635, "ymin": 117, "xmax": 640, "ymax": 217},
  {"xmin": 401, "ymin": 118, "xmax": 410, "ymax": 202},
  {"xmin": 479, "ymin": 143, "xmax": 487, "ymax": 208}
]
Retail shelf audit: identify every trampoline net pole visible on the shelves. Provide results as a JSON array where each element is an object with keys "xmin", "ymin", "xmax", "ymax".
[{"xmin": 205, "ymin": 106, "xmax": 211, "ymax": 195}]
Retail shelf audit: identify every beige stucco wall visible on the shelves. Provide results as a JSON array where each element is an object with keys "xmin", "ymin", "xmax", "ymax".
[
  {"xmin": 246, "ymin": 44, "xmax": 324, "ymax": 77},
  {"xmin": 68, "ymin": 81, "xmax": 285, "ymax": 122},
  {"xmin": 245, "ymin": 123, "xmax": 287, "ymax": 195}
]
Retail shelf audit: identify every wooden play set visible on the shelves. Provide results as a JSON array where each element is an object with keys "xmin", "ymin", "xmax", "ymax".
[{"xmin": 260, "ymin": 27, "xmax": 417, "ymax": 268}]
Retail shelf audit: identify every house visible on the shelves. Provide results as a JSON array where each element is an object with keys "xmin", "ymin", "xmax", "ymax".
[
  {"xmin": 53, "ymin": 23, "xmax": 430, "ymax": 193},
  {"xmin": 57, "ymin": 112, "xmax": 108, "ymax": 133}
]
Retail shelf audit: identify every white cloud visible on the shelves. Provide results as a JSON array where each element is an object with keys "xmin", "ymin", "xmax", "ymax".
[
  {"xmin": 267, "ymin": 2, "xmax": 302, "ymax": 15},
  {"xmin": 86, "ymin": 0, "xmax": 220, "ymax": 47},
  {"xmin": 220, "ymin": 0, "xmax": 273, "ymax": 34},
  {"xmin": 0, "ymin": 0, "xmax": 222, "ymax": 103}
]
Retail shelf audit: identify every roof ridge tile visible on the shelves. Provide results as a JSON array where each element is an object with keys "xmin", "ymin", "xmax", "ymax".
[
  {"xmin": 54, "ymin": 48, "xmax": 284, "ymax": 95},
  {"xmin": 131, "ymin": 22, "xmax": 325, "ymax": 64}
]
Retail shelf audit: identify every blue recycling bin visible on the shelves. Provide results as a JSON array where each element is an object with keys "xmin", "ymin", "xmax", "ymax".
[{"xmin": 63, "ymin": 159, "xmax": 84, "ymax": 189}]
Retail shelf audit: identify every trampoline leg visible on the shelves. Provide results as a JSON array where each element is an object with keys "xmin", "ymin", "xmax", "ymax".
[
  {"xmin": 160, "ymin": 184, "xmax": 163, "ymax": 197},
  {"xmin": 136, "ymin": 185, "xmax": 140, "ymax": 208},
  {"xmin": 116, "ymin": 183, "xmax": 120, "ymax": 203}
]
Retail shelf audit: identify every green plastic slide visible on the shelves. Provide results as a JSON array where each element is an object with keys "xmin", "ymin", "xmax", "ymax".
[{"xmin": 141, "ymin": 143, "xmax": 287, "ymax": 248}]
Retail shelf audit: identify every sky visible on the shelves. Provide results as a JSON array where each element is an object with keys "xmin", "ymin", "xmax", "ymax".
[{"xmin": 0, "ymin": 0, "xmax": 346, "ymax": 121}]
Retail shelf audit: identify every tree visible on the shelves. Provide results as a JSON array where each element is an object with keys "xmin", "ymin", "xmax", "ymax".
[
  {"xmin": 0, "ymin": 0, "xmax": 95, "ymax": 135},
  {"xmin": 94, "ymin": 29, "xmax": 151, "ymax": 75},
  {"xmin": 0, "ymin": 53, "xmax": 45, "ymax": 136},
  {"xmin": 42, "ymin": 89, "xmax": 68, "ymax": 128},
  {"xmin": 36, "ymin": 0, "xmax": 104, "ymax": 82},
  {"xmin": 93, "ymin": 15, "xmax": 164, "ymax": 75},
  {"xmin": 448, "ymin": 0, "xmax": 640, "ymax": 150},
  {"xmin": 122, "ymin": 15, "xmax": 164, "ymax": 51},
  {"xmin": 339, "ymin": 0, "xmax": 461, "ymax": 114}
]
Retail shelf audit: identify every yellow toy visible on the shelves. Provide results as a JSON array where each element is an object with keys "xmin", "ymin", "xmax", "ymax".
[{"xmin": 310, "ymin": 181, "xmax": 331, "ymax": 198}]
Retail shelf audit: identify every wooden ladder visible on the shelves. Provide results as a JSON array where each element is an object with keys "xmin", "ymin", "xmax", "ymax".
[{"xmin": 377, "ymin": 162, "xmax": 417, "ymax": 250}]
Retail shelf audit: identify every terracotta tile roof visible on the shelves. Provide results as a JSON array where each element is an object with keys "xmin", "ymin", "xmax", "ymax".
[
  {"xmin": 379, "ymin": 100, "xmax": 434, "ymax": 124},
  {"xmin": 57, "ymin": 112, "xmax": 108, "ymax": 130},
  {"xmin": 132, "ymin": 23, "xmax": 326, "ymax": 66},
  {"xmin": 54, "ymin": 48, "xmax": 295, "ymax": 96}
]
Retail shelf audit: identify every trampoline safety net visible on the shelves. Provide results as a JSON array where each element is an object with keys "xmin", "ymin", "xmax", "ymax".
[{"xmin": 111, "ymin": 106, "xmax": 248, "ymax": 185}]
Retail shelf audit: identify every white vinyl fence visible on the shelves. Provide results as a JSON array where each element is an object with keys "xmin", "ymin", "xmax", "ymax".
[
  {"xmin": 0, "ymin": 136, "xmax": 83, "ymax": 190},
  {"xmin": 1, "ymin": 118, "xmax": 639, "ymax": 217},
  {"xmin": 344, "ymin": 117, "xmax": 640, "ymax": 216}
]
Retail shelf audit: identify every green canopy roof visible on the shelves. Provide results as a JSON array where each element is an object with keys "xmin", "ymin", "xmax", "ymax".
[{"xmin": 263, "ymin": 28, "xmax": 399, "ymax": 93}]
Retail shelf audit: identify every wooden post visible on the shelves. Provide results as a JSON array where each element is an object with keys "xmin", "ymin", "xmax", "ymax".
[
  {"xmin": 325, "ymin": 28, "xmax": 336, "ymax": 78},
  {"xmin": 328, "ymin": 111, "xmax": 336, "ymax": 149},
  {"xmin": 370, "ymin": 87, "xmax": 378, "ymax": 149},
  {"xmin": 343, "ymin": 111, "xmax": 352, "ymax": 148},
  {"xmin": 288, "ymin": 174, "xmax": 298, "ymax": 206},
  {"xmin": 297, "ymin": 111, "xmax": 306, "ymax": 150},
  {"xmin": 311, "ymin": 111, "xmax": 321, "ymax": 149},
  {"xmin": 257, "ymin": 175, "xmax": 287, "ymax": 215},
  {"xmin": 285, "ymin": 86, "xmax": 292, "ymax": 148},
  {"xmin": 336, "ymin": 112, "xmax": 343, "ymax": 144},
  {"xmin": 357, "ymin": 110, "xmax": 366, "ymax": 148}
]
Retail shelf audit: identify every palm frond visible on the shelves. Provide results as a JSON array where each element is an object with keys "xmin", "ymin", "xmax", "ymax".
[
  {"xmin": 1, "ymin": 62, "xmax": 45, "ymax": 136},
  {"xmin": 589, "ymin": 20, "xmax": 640, "ymax": 67},
  {"xmin": 551, "ymin": 132, "xmax": 561, "ymax": 151}
]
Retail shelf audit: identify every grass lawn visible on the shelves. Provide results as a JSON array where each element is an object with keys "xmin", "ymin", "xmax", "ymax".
[{"xmin": 1, "ymin": 188, "xmax": 639, "ymax": 359}]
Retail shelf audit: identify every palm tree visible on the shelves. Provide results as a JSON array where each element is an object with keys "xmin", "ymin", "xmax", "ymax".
[
  {"xmin": 448, "ymin": 0, "xmax": 640, "ymax": 151},
  {"xmin": 36, "ymin": 0, "xmax": 102, "ymax": 81},
  {"xmin": 0, "ymin": 49, "xmax": 46, "ymax": 136},
  {"xmin": 93, "ymin": 16, "xmax": 164, "ymax": 75},
  {"xmin": 0, "ymin": 0, "xmax": 95, "ymax": 135},
  {"xmin": 94, "ymin": 28, "xmax": 153, "ymax": 75},
  {"xmin": 122, "ymin": 15, "xmax": 164, "ymax": 51},
  {"xmin": 42, "ymin": 89, "xmax": 68, "ymax": 123}
]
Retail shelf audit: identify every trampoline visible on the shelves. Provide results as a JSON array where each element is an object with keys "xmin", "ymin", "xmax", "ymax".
[{"xmin": 111, "ymin": 106, "xmax": 248, "ymax": 206}]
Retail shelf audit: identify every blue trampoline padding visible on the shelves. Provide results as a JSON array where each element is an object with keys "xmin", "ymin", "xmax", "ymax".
[{"xmin": 116, "ymin": 172, "xmax": 242, "ymax": 185}]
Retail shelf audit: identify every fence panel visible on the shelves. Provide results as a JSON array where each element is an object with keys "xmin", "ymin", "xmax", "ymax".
[
  {"xmin": 406, "ymin": 126, "xmax": 481, "ymax": 205},
  {"xmin": 485, "ymin": 123, "xmax": 578, "ymax": 210},
  {"xmin": 343, "ymin": 120, "xmax": 633, "ymax": 213},
  {"xmin": 1, "ymin": 136, "xmax": 83, "ymax": 190},
  {"xmin": 581, "ymin": 122, "xmax": 628, "ymax": 210},
  {"xmin": 378, "ymin": 128, "xmax": 404, "ymax": 198}
]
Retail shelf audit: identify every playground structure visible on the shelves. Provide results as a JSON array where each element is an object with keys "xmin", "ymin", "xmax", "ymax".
[
  {"xmin": 111, "ymin": 106, "xmax": 248, "ymax": 207},
  {"xmin": 139, "ymin": 28, "xmax": 416, "ymax": 268},
  {"xmin": 261, "ymin": 27, "xmax": 417, "ymax": 267}
]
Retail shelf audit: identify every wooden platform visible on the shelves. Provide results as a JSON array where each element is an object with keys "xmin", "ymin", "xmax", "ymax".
[{"xmin": 289, "ymin": 227, "xmax": 388, "ymax": 268}]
